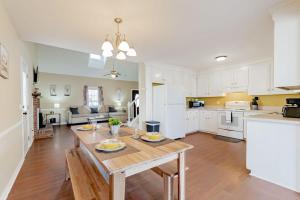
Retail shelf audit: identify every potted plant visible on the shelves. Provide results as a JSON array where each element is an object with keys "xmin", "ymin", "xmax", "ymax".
[
  {"xmin": 251, "ymin": 97, "xmax": 259, "ymax": 110},
  {"xmin": 108, "ymin": 118, "xmax": 121, "ymax": 135}
]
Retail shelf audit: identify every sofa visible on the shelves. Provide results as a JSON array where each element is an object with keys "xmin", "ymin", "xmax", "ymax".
[
  {"xmin": 67, "ymin": 105, "xmax": 109, "ymax": 125},
  {"xmin": 67, "ymin": 105, "xmax": 128, "ymax": 125}
]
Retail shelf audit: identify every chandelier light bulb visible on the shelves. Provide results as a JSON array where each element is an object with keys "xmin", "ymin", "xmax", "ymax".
[
  {"xmin": 102, "ymin": 50, "xmax": 113, "ymax": 57},
  {"xmin": 101, "ymin": 40, "xmax": 113, "ymax": 51},
  {"xmin": 127, "ymin": 48, "xmax": 137, "ymax": 57},
  {"xmin": 116, "ymin": 51, "xmax": 126, "ymax": 60},
  {"xmin": 118, "ymin": 40, "xmax": 130, "ymax": 52},
  {"xmin": 111, "ymin": 74, "xmax": 117, "ymax": 79}
]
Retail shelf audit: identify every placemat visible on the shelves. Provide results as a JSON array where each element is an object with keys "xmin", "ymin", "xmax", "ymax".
[
  {"xmin": 134, "ymin": 137, "xmax": 175, "ymax": 147},
  {"xmin": 87, "ymin": 142, "xmax": 140, "ymax": 161}
]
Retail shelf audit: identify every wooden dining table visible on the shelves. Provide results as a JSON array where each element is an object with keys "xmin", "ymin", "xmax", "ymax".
[{"xmin": 71, "ymin": 125, "xmax": 193, "ymax": 200}]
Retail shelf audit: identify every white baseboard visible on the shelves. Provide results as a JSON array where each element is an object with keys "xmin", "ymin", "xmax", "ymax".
[
  {"xmin": 250, "ymin": 172, "xmax": 300, "ymax": 193},
  {"xmin": 0, "ymin": 157, "xmax": 25, "ymax": 200}
]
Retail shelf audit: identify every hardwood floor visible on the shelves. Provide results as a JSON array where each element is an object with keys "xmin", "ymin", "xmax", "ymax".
[{"xmin": 8, "ymin": 126, "xmax": 300, "ymax": 200}]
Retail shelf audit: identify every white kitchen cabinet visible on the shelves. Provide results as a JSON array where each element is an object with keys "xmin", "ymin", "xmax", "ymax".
[
  {"xmin": 222, "ymin": 67, "xmax": 249, "ymax": 93},
  {"xmin": 185, "ymin": 110, "xmax": 199, "ymax": 133},
  {"xmin": 199, "ymin": 110, "xmax": 218, "ymax": 134},
  {"xmin": 197, "ymin": 73, "xmax": 209, "ymax": 97},
  {"xmin": 197, "ymin": 71, "xmax": 224, "ymax": 97},
  {"xmin": 272, "ymin": 1, "xmax": 300, "ymax": 90},
  {"xmin": 151, "ymin": 67, "xmax": 166, "ymax": 84},
  {"xmin": 183, "ymin": 71, "xmax": 197, "ymax": 97},
  {"xmin": 248, "ymin": 60, "xmax": 297, "ymax": 95},
  {"xmin": 165, "ymin": 69, "xmax": 182, "ymax": 87},
  {"xmin": 248, "ymin": 61, "xmax": 272, "ymax": 95},
  {"xmin": 209, "ymin": 71, "xmax": 224, "ymax": 97}
]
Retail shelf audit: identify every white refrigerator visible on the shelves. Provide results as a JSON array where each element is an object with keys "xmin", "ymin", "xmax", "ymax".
[{"xmin": 152, "ymin": 85, "xmax": 185, "ymax": 139}]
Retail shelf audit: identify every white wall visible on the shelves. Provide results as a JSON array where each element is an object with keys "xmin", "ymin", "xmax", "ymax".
[
  {"xmin": 0, "ymin": 1, "xmax": 36, "ymax": 199},
  {"xmin": 38, "ymin": 72, "xmax": 138, "ymax": 123}
]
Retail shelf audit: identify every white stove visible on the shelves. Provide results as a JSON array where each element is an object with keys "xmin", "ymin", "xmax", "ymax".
[
  {"xmin": 224, "ymin": 101, "xmax": 251, "ymax": 111},
  {"xmin": 217, "ymin": 101, "xmax": 250, "ymax": 139}
]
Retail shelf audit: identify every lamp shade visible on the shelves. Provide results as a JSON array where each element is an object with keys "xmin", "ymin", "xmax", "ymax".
[
  {"xmin": 101, "ymin": 41, "xmax": 113, "ymax": 51},
  {"xmin": 116, "ymin": 51, "xmax": 126, "ymax": 60},
  {"xmin": 54, "ymin": 103, "xmax": 60, "ymax": 109},
  {"xmin": 127, "ymin": 48, "xmax": 137, "ymax": 57},
  {"xmin": 102, "ymin": 50, "xmax": 113, "ymax": 57},
  {"xmin": 118, "ymin": 40, "xmax": 130, "ymax": 52}
]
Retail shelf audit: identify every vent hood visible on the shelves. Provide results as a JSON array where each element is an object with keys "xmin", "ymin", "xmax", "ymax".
[{"xmin": 271, "ymin": 0, "xmax": 300, "ymax": 90}]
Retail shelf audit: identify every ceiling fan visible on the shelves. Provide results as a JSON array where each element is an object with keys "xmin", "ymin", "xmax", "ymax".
[{"xmin": 104, "ymin": 65, "xmax": 121, "ymax": 79}]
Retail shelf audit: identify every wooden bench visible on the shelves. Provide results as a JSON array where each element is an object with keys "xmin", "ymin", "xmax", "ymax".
[
  {"xmin": 65, "ymin": 149, "xmax": 109, "ymax": 200},
  {"xmin": 152, "ymin": 161, "xmax": 189, "ymax": 200}
]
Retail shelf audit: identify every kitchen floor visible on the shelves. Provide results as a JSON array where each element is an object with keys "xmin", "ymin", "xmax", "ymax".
[{"xmin": 8, "ymin": 126, "xmax": 300, "ymax": 200}]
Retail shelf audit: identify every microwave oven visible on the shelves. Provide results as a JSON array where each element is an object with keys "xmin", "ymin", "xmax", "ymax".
[{"xmin": 188, "ymin": 100, "xmax": 205, "ymax": 108}]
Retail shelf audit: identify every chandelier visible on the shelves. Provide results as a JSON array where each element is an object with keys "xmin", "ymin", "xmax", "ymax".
[{"xmin": 101, "ymin": 18, "xmax": 137, "ymax": 60}]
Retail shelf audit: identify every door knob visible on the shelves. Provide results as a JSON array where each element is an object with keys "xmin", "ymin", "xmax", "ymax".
[{"xmin": 23, "ymin": 112, "xmax": 27, "ymax": 115}]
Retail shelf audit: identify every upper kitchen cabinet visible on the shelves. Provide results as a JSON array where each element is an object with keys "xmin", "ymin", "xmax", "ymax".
[
  {"xmin": 272, "ymin": 0, "xmax": 300, "ymax": 90},
  {"xmin": 209, "ymin": 71, "xmax": 225, "ymax": 97},
  {"xmin": 222, "ymin": 66, "xmax": 249, "ymax": 93},
  {"xmin": 248, "ymin": 60, "xmax": 296, "ymax": 95},
  {"xmin": 183, "ymin": 71, "xmax": 197, "ymax": 97},
  {"xmin": 151, "ymin": 67, "xmax": 166, "ymax": 84},
  {"xmin": 197, "ymin": 71, "xmax": 224, "ymax": 97},
  {"xmin": 248, "ymin": 61, "xmax": 272, "ymax": 95},
  {"xmin": 197, "ymin": 73, "xmax": 209, "ymax": 97}
]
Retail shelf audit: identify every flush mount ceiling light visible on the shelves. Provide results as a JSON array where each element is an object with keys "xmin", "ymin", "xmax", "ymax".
[
  {"xmin": 101, "ymin": 18, "xmax": 137, "ymax": 60},
  {"xmin": 215, "ymin": 56, "xmax": 228, "ymax": 62}
]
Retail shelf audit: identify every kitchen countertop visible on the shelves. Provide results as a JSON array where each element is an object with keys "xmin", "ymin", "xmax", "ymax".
[
  {"xmin": 245, "ymin": 113, "xmax": 300, "ymax": 125},
  {"xmin": 186, "ymin": 106, "xmax": 278, "ymax": 113}
]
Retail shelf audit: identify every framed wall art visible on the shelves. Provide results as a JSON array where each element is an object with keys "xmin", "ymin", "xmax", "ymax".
[
  {"xmin": 0, "ymin": 43, "xmax": 9, "ymax": 79},
  {"xmin": 64, "ymin": 84, "xmax": 71, "ymax": 96},
  {"xmin": 50, "ymin": 85, "xmax": 57, "ymax": 96}
]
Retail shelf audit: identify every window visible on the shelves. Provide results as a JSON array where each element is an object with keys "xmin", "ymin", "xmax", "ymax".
[
  {"xmin": 87, "ymin": 87, "xmax": 99, "ymax": 107},
  {"xmin": 88, "ymin": 53, "xmax": 104, "ymax": 69}
]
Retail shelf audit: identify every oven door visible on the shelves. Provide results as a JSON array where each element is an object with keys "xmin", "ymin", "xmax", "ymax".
[{"xmin": 218, "ymin": 111, "xmax": 244, "ymax": 132}]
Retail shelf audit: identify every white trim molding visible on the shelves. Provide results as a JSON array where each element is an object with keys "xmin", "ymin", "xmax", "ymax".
[
  {"xmin": 0, "ymin": 120, "xmax": 24, "ymax": 200},
  {"xmin": 0, "ymin": 120, "xmax": 22, "ymax": 140},
  {"xmin": 0, "ymin": 157, "xmax": 25, "ymax": 200}
]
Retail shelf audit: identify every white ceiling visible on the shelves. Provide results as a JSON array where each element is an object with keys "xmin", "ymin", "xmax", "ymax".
[
  {"xmin": 36, "ymin": 44, "xmax": 138, "ymax": 81},
  {"xmin": 3, "ymin": 0, "xmax": 283, "ymax": 69}
]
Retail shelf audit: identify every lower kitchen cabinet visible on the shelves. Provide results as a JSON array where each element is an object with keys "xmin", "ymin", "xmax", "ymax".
[
  {"xmin": 185, "ymin": 110, "xmax": 199, "ymax": 133},
  {"xmin": 199, "ymin": 110, "xmax": 218, "ymax": 134}
]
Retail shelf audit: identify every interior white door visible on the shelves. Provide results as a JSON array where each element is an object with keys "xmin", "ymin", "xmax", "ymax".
[{"xmin": 21, "ymin": 57, "xmax": 31, "ymax": 156}]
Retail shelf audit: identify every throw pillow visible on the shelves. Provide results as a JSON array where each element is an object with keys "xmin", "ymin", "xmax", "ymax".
[
  {"xmin": 90, "ymin": 107, "xmax": 99, "ymax": 114},
  {"xmin": 79, "ymin": 105, "xmax": 91, "ymax": 114},
  {"xmin": 70, "ymin": 107, "xmax": 79, "ymax": 115},
  {"xmin": 98, "ymin": 105, "xmax": 107, "ymax": 113}
]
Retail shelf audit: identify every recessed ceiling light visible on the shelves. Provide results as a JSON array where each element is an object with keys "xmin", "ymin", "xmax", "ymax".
[{"xmin": 215, "ymin": 56, "xmax": 227, "ymax": 62}]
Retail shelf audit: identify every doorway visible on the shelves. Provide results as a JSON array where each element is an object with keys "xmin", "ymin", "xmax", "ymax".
[
  {"xmin": 21, "ymin": 57, "xmax": 31, "ymax": 156},
  {"xmin": 131, "ymin": 89, "xmax": 139, "ymax": 118}
]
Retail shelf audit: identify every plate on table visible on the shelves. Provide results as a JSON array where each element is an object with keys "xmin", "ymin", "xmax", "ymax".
[
  {"xmin": 95, "ymin": 139, "xmax": 126, "ymax": 152},
  {"xmin": 77, "ymin": 125, "xmax": 93, "ymax": 131},
  {"xmin": 141, "ymin": 133, "xmax": 165, "ymax": 142}
]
